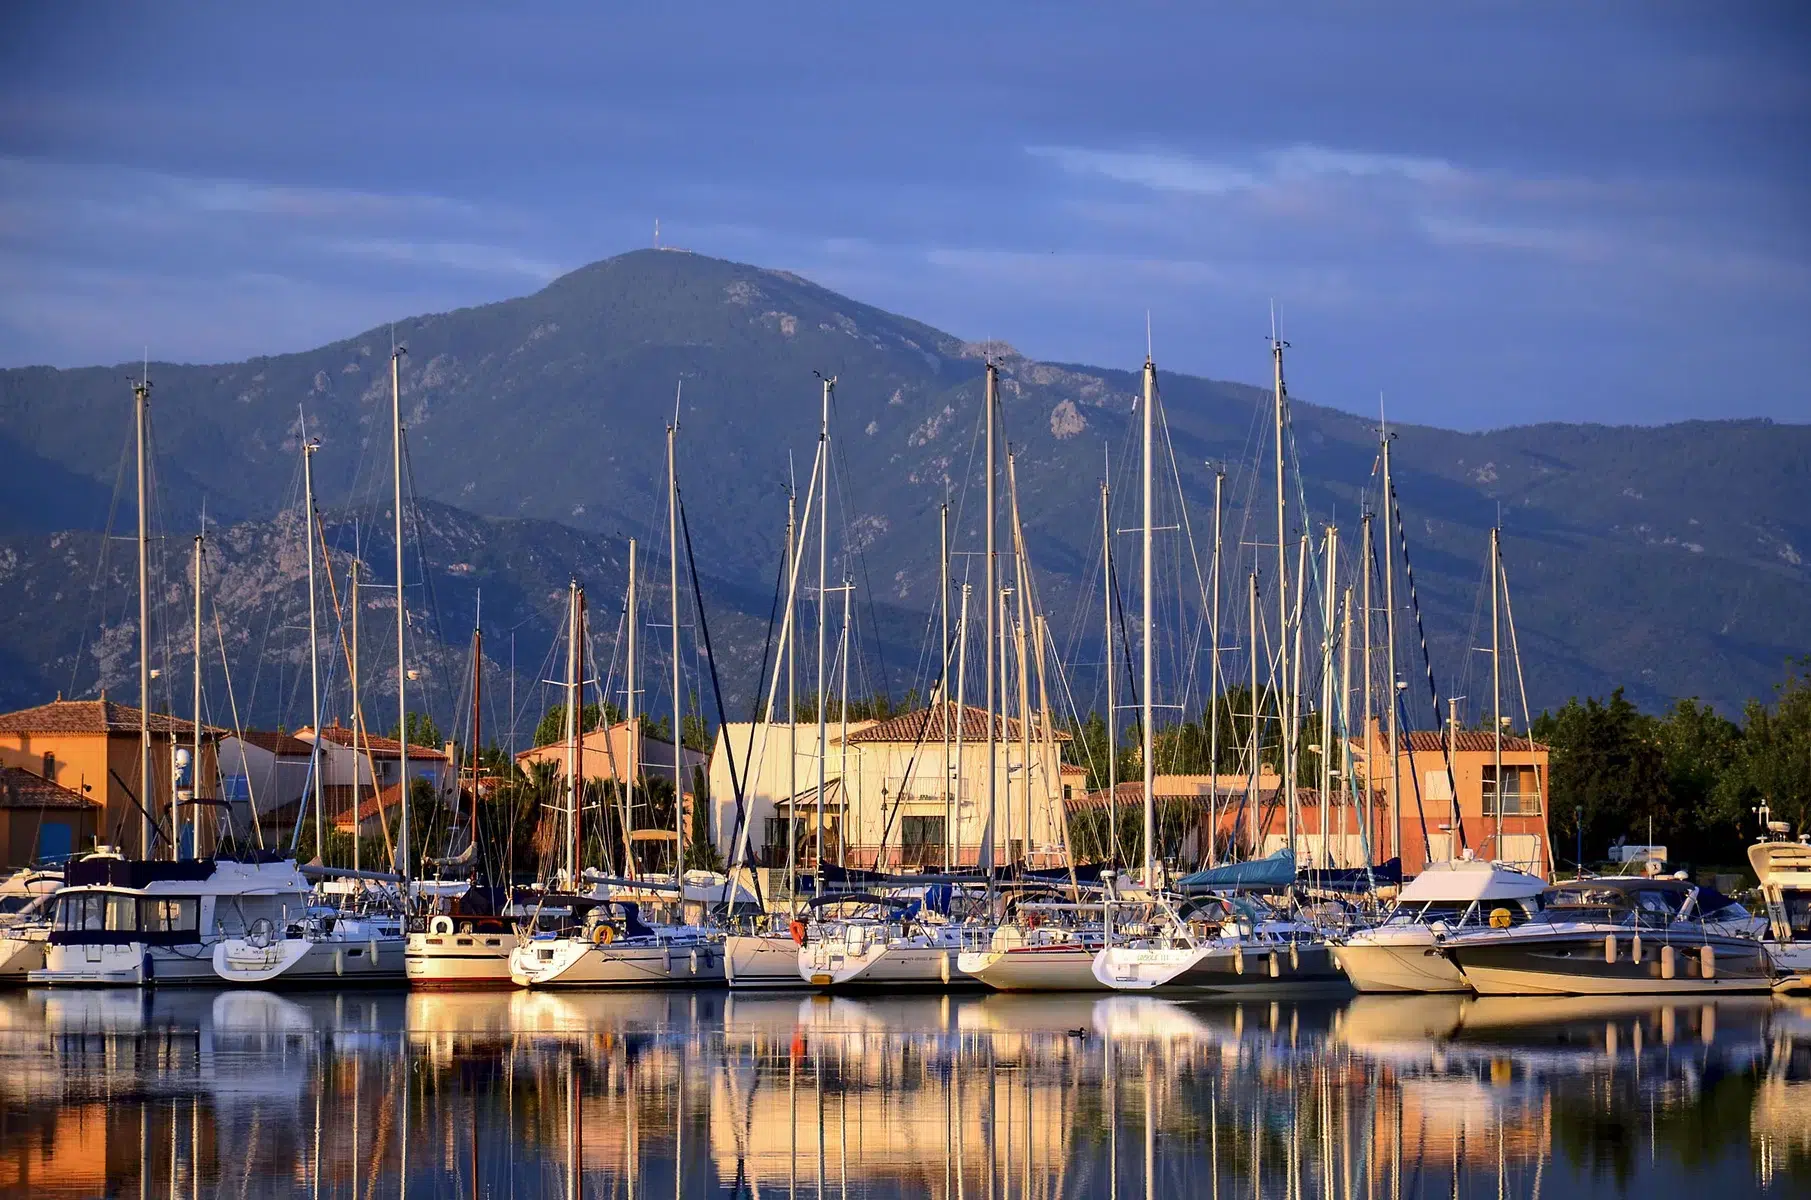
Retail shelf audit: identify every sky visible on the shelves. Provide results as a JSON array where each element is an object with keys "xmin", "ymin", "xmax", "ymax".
[{"xmin": 1, "ymin": 3, "xmax": 1807, "ymax": 429}]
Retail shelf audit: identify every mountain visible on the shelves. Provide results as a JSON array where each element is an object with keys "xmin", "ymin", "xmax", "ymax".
[{"xmin": 2, "ymin": 248, "xmax": 1807, "ymax": 725}]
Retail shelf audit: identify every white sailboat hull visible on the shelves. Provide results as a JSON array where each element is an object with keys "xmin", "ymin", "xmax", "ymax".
[
  {"xmin": 1332, "ymin": 932, "xmax": 1470, "ymax": 993},
  {"xmin": 510, "ymin": 936, "xmax": 726, "ymax": 988},
  {"xmin": 800, "ymin": 937, "xmax": 965, "ymax": 988},
  {"xmin": 405, "ymin": 930, "xmax": 516, "ymax": 989},
  {"xmin": 958, "ymin": 944, "xmax": 1109, "ymax": 991},
  {"xmin": 725, "ymin": 934, "xmax": 812, "ymax": 989},
  {"xmin": 0, "ymin": 931, "xmax": 48, "ymax": 980}
]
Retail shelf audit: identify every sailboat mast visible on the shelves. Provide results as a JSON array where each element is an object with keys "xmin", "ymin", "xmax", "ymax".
[
  {"xmin": 1246, "ymin": 572, "xmax": 1260, "ymax": 857},
  {"xmin": 1208, "ymin": 466, "xmax": 1224, "ymax": 865},
  {"xmin": 625, "ymin": 541, "xmax": 639, "ymax": 879},
  {"xmin": 470, "ymin": 615, "xmax": 482, "ymax": 852},
  {"xmin": 668, "ymin": 423, "xmax": 684, "ymax": 880},
  {"xmin": 1360, "ymin": 514, "xmax": 1375, "ymax": 860},
  {"xmin": 838, "ymin": 572, "xmax": 851, "ymax": 869},
  {"xmin": 815, "ymin": 377, "xmax": 832, "ymax": 891},
  {"xmin": 191, "ymin": 529, "xmax": 203, "ymax": 858},
  {"xmin": 1271, "ymin": 334, "xmax": 1291, "ymax": 843},
  {"xmin": 1140, "ymin": 354, "xmax": 1156, "ymax": 886},
  {"xmin": 350, "ymin": 560, "xmax": 361, "ymax": 876},
  {"xmin": 1101, "ymin": 473, "xmax": 1116, "ymax": 867},
  {"xmin": 1340, "ymin": 584, "xmax": 1354, "ymax": 866},
  {"xmin": 135, "ymin": 373, "xmax": 153, "ymax": 859},
  {"xmin": 391, "ymin": 344, "xmax": 410, "ymax": 882},
  {"xmin": 786, "ymin": 490, "xmax": 798, "ymax": 900},
  {"xmin": 1288, "ymin": 534, "xmax": 1308, "ymax": 860},
  {"xmin": 939, "ymin": 500, "xmax": 951, "ymax": 868},
  {"xmin": 955, "ymin": 584, "xmax": 969, "ymax": 868},
  {"xmin": 1491, "ymin": 525, "xmax": 1503, "ymax": 857},
  {"xmin": 1381, "ymin": 429, "xmax": 1401, "ymax": 871},
  {"xmin": 1319, "ymin": 527, "xmax": 1338, "ymax": 869},
  {"xmin": 1008, "ymin": 450, "xmax": 1032, "ymax": 862},
  {"xmin": 303, "ymin": 434, "xmax": 324, "ymax": 863},
  {"xmin": 565, "ymin": 586, "xmax": 579, "ymax": 886},
  {"xmin": 984, "ymin": 362, "xmax": 998, "ymax": 889}
]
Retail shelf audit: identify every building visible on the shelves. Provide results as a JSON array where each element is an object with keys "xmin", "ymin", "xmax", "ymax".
[
  {"xmin": 217, "ymin": 730, "xmax": 314, "ymax": 820},
  {"xmin": 1349, "ymin": 725, "xmax": 1552, "ymax": 878},
  {"xmin": 0, "ymin": 765, "xmax": 102, "ymax": 867},
  {"xmin": 708, "ymin": 702, "xmax": 1070, "ymax": 872},
  {"xmin": 0, "ymin": 696, "xmax": 222, "ymax": 860},
  {"xmin": 294, "ymin": 721, "xmax": 454, "ymax": 796},
  {"xmin": 514, "ymin": 719, "xmax": 706, "ymax": 789},
  {"xmin": 1067, "ymin": 772, "xmax": 1286, "ymax": 868}
]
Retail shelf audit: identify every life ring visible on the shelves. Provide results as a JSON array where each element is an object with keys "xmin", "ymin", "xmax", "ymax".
[
  {"xmin": 593, "ymin": 924, "xmax": 617, "ymax": 946},
  {"xmin": 789, "ymin": 919, "xmax": 808, "ymax": 947},
  {"xmin": 430, "ymin": 915, "xmax": 454, "ymax": 936},
  {"xmin": 1489, "ymin": 907, "xmax": 1512, "ymax": 929}
]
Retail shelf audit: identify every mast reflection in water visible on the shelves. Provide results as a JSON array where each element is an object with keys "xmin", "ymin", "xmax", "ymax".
[{"xmin": 0, "ymin": 988, "xmax": 1806, "ymax": 1197}]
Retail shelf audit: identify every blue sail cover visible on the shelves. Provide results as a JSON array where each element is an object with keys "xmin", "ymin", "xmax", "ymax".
[{"xmin": 1178, "ymin": 849, "xmax": 1296, "ymax": 893}]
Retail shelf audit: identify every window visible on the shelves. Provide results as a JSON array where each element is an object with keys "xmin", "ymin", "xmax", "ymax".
[
  {"xmin": 41, "ymin": 751, "xmax": 55, "ymax": 782},
  {"xmin": 143, "ymin": 898, "xmax": 199, "ymax": 934},
  {"xmin": 1483, "ymin": 766, "xmax": 1542, "ymax": 816},
  {"xmin": 105, "ymin": 894, "xmax": 139, "ymax": 932},
  {"xmin": 901, "ymin": 816, "xmax": 946, "ymax": 848}
]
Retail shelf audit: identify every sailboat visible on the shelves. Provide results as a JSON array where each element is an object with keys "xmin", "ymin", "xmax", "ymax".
[
  {"xmin": 511, "ymin": 422, "xmax": 726, "ymax": 989},
  {"xmin": 35, "ymin": 371, "xmax": 314, "ymax": 987}
]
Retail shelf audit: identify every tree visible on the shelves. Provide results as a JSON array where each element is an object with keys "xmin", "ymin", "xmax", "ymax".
[
  {"xmin": 1716, "ymin": 657, "xmax": 1811, "ymax": 837},
  {"xmin": 530, "ymin": 701, "xmax": 621, "ymax": 749},
  {"xmin": 1532, "ymin": 688, "xmax": 1672, "ymax": 869},
  {"xmin": 389, "ymin": 711, "xmax": 444, "ymax": 750}
]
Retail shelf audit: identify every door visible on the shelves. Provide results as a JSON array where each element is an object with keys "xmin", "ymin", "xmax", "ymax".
[{"xmin": 35, "ymin": 821, "xmax": 72, "ymax": 865}]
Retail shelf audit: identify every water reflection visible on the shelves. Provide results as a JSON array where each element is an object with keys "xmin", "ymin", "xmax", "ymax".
[{"xmin": 0, "ymin": 986, "xmax": 1805, "ymax": 1197}]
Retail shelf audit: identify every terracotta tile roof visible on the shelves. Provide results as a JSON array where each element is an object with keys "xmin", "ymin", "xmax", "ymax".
[
  {"xmin": 1066, "ymin": 779, "xmax": 1379, "ymax": 813},
  {"xmin": 300, "ymin": 721, "xmax": 449, "ymax": 761},
  {"xmin": 0, "ymin": 766, "xmax": 100, "ymax": 810},
  {"xmin": 232, "ymin": 730, "xmax": 314, "ymax": 757},
  {"xmin": 0, "ymin": 697, "xmax": 223, "ymax": 738},
  {"xmin": 330, "ymin": 783, "xmax": 405, "ymax": 829},
  {"xmin": 1401, "ymin": 731, "xmax": 1547, "ymax": 754},
  {"xmin": 843, "ymin": 703, "xmax": 1070, "ymax": 746}
]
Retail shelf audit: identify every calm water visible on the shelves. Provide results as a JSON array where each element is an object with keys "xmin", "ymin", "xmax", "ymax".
[{"xmin": 0, "ymin": 987, "xmax": 1805, "ymax": 1198}]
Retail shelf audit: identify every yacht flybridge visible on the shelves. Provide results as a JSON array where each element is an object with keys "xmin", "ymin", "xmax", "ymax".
[{"xmin": 1748, "ymin": 835, "xmax": 1811, "ymax": 990}]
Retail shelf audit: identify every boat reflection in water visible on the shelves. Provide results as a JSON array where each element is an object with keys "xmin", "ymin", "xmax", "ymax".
[{"xmin": 0, "ymin": 985, "xmax": 1808, "ymax": 1197}]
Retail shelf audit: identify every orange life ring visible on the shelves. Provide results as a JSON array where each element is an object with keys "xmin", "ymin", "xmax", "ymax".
[
  {"xmin": 592, "ymin": 924, "xmax": 617, "ymax": 946},
  {"xmin": 789, "ymin": 919, "xmax": 808, "ymax": 946}
]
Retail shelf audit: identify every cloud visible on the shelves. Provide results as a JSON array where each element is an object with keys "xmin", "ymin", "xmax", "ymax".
[{"xmin": 1026, "ymin": 143, "xmax": 1461, "ymax": 198}]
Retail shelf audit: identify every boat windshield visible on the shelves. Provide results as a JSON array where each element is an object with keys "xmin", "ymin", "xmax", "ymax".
[{"xmin": 1780, "ymin": 890, "xmax": 1811, "ymax": 940}]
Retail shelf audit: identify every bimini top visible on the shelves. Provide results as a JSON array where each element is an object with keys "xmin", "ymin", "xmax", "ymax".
[
  {"xmin": 1748, "ymin": 840, "xmax": 1811, "ymax": 886},
  {"xmin": 1397, "ymin": 859, "xmax": 1547, "ymax": 904}
]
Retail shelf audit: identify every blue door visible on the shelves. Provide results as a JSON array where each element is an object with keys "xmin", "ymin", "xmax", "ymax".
[{"xmin": 36, "ymin": 821, "xmax": 72, "ymax": 865}]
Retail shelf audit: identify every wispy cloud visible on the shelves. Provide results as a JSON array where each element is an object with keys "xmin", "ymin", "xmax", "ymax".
[{"xmin": 1027, "ymin": 143, "xmax": 1461, "ymax": 198}]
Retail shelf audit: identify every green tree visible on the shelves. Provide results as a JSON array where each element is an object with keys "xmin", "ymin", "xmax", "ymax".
[
  {"xmin": 530, "ymin": 701, "xmax": 621, "ymax": 748},
  {"xmin": 1716, "ymin": 656, "xmax": 1811, "ymax": 836},
  {"xmin": 1532, "ymin": 688, "xmax": 1672, "ymax": 870},
  {"xmin": 389, "ymin": 711, "xmax": 444, "ymax": 750}
]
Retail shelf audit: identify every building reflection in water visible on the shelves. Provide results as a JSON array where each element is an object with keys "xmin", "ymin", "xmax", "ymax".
[{"xmin": 0, "ymin": 986, "xmax": 1806, "ymax": 1197}]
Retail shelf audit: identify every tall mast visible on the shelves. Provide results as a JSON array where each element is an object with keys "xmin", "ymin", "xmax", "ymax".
[
  {"xmin": 786, "ymin": 488, "xmax": 798, "ymax": 901},
  {"xmin": 668, "ymin": 421, "xmax": 684, "ymax": 881},
  {"xmin": 190, "ymin": 529, "xmax": 203, "ymax": 858},
  {"xmin": 350, "ymin": 560, "xmax": 361, "ymax": 876},
  {"xmin": 1381, "ymin": 427, "xmax": 1401, "ymax": 871},
  {"xmin": 564, "ymin": 581, "xmax": 581, "ymax": 886},
  {"xmin": 1360, "ymin": 514, "xmax": 1375, "ymax": 860},
  {"xmin": 575, "ymin": 586, "xmax": 586, "ymax": 881},
  {"xmin": 1009, "ymin": 452, "xmax": 1033, "ymax": 863},
  {"xmin": 1288, "ymin": 534, "xmax": 1308, "ymax": 861},
  {"xmin": 134, "ymin": 372, "xmax": 153, "ymax": 859},
  {"xmin": 998, "ymin": 586, "xmax": 1012, "ymax": 863},
  {"xmin": 1340, "ymin": 584, "xmax": 1354, "ymax": 867},
  {"xmin": 1207, "ymin": 466, "xmax": 1224, "ymax": 866},
  {"xmin": 1270, "ymin": 331, "xmax": 1292, "ymax": 857},
  {"xmin": 303, "ymin": 433, "xmax": 324, "ymax": 863},
  {"xmin": 815, "ymin": 377, "xmax": 833, "ymax": 890},
  {"xmin": 391, "ymin": 343, "xmax": 410, "ymax": 882},
  {"xmin": 1491, "ymin": 525, "xmax": 1503, "ymax": 858},
  {"xmin": 1319, "ymin": 527, "xmax": 1338, "ymax": 869},
  {"xmin": 1246, "ymin": 572, "xmax": 1261, "ymax": 858},
  {"xmin": 837, "ymin": 571, "xmax": 851, "ymax": 869},
  {"xmin": 983, "ymin": 362, "xmax": 998, "ymax": 889},
  {"xmin": 469, "ymin": 610, "xmax": 482, "ymax": 853},
  {"xmin": 939, "ymin": 500, "xmax": 951, "ymax": 868},
  {"xmin": 625, "ymin": 541, "xmax": 639, "ymax": 879},
  {"xmin": 954, "ymin": 585, "xmax": 970, "ymax": 868},
  {"xmin": 1140, "ymin": 354, "xmax": 1156, "ymax": 887},
  {"xmin": 1101, "ymin": 472, "xmax": 1117, "ymax": 868}
]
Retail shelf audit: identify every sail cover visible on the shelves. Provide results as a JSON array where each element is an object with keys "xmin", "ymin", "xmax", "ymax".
[{"xmin": 1177, "ymin": 849, "xmax": 1296, "ymax": 892}]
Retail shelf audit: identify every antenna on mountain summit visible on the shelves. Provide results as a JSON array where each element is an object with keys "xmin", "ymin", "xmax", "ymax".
[{"xmin": 654, "ymin": 218, "xmax": 660, "ymax": 248}]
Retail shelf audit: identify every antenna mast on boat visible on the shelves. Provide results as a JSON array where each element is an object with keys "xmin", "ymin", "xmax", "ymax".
[
  {"xmin": 1140, "ymin": 353, "xmax": 1156, "ymax": 887},
  {"xmin": 391, "ymin": 341, "xmax": 410, "ymax": 884},
  {"xmin": 134, "ymin": 369, "xmax": 154, "ymax": 858},
  {"xmin": 302, "ymin": 429, "xmax": 324, "ymax": 863}
]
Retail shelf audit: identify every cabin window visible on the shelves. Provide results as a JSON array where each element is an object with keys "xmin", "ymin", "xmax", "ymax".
[
  {"xmin": 143, "ymin": 898, "xmax": 199, "ymax": 933},
  {"xmin": 105, "ymin": 894, "xmax": 139, "ymax": 932},
  {"xmin": 1784, "ymin": 893, "xmax": 1811, "ymax": 939}
]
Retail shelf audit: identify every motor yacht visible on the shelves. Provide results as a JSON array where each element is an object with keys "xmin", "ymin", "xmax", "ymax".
[
  {"xmin": 1330, "ymin": 858, "xmax": 1546, "ymax": 993},
  {"xmin": 509, "ymin": 899, "xmax": 724, "ymax": 988},
  {"xmin": 1748, "ymin": 837, "xmax": 1811, "ymax": 990},
  {"xmin": 31, "ymin": 849, "xmax": 313, "ymax": 986},
  {"xmin": 1438, "ymin": 875, "xmax": 1773, "ymax": 996},
  {"xmin": 0, "ymin": 867, "xmax": 63, "ymax": 979},
  {"xmin": 1091, "ymin": 894, "xmax": 1348, "ymax": 995}
]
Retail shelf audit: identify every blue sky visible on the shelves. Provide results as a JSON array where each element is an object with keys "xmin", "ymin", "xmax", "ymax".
[{"xmin": 2, "ymin": 3, "xmax": 1807, "ymax": 428}]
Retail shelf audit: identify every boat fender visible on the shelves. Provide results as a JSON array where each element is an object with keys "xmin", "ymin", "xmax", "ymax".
[
  {"xmin": 1289, "ymin": 943, "xmax": 1299, "ymax": 972},
  {"xmin": 1700, "ymin": 944, "xmax": 1715, "ymax": 979},
  {"xmin": 690, "ymin": 948, "xmax": 699, "ymax": 975},
  {"xmin": 790, "ymin": 919, "xmax": 808, "ymax": 947},
  {"xmin": 1489, "ymin": 907, "xmax": 1512, "ymax": 929},
  {"xmin": 1661, "ymin": 945, "xmax": 1676, "ymax": 979},
  {"xmin": 1268, "ymin": 951, "xmax": 1280, "ymax": 978},
  {"xmin": 1631, "ymin": 933, "xmax": 1643, "ymax": 962},
  {"xmin": 430, "ymin": 916, "xmax": 455, "ymax": 936},
  {"xmin": 335, "ymin": 949, "xmax": 344, "ymax": 977},
  {"xmin": 663, "ymin": 947, "xmax": 672, "ymax": 973},
  {"xmin": 592, "ymin": 924, "xmax": 616, "ymax": 947},
  {"xmin": 1234, "ymin": 945, "xmax": 1244, "ymax": 975},
  {"xmin": 940, "ymin": 952, "xmax": 951, "ymax": 984},
  {"xmin": 1605, "ymin": 935, "xmax": 1617, "ymax": 965}
]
